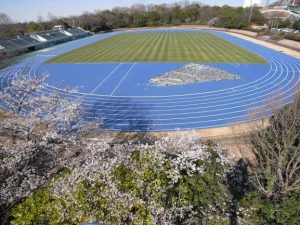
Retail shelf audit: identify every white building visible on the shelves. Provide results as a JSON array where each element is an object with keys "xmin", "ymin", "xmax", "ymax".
[{"xmin": 243, "ymin": 0, "xmax": 261, "ymax": 8}]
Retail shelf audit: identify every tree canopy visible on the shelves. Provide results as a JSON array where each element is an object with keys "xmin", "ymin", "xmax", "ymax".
[{"xmin": 0, "ymin": 3, "xmax": 267, "ymax": 37}]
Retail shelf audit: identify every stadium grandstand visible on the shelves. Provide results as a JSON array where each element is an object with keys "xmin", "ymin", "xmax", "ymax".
[
  {"xmin": 264, "ymin": 0, "xmax": 300, "ymax": 14},
  {"xmin": 261, "ymin": 0, "xmax": 300, "ymax": 24},
  {"xmin": 0, "ymin": 26, "xmax": 90, "ymax": 57}
]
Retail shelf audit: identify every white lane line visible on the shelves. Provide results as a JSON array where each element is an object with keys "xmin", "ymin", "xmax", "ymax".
[
  {"xmin": 89, "ymin": 63, "xmax": 123, "ymax": 94},
  {"xmin": 81, "ymin": 55, "xmax": 299, "ymax": 119},
  {"xmin": 19, "ymin": 35, "xmax": 298, "ymax": 103},
  {"xmin": 56, "ymin": 56, "xmax": 279, "ymax": 107},
  {"xmin": 26, "ymin": 50, "xmax": 292, "ymax": 111},
  {"xmin": 37, "ymin": 54, "xmax": 57, "ymax": 57},
  {"xmin": 3, "ymin": 35, "xmax": 300, "ymax": 131},
  {"xmin": 84, "ymin": 56, "xmax": 296, "ymax": 116},
  {"xmin": 33, "ymin": 55, "xmax": 284, "ymax": 109},
  {"xmin": 35, "ymin": 53, "xmax": 271, "ymax": 101},
  {"xmin": 30, "ymin": 45, "xmax": 274, "ymax": 100},
  {"xmin": 110, "ymin": 63, "xmax": 137, "ymax": 96}
]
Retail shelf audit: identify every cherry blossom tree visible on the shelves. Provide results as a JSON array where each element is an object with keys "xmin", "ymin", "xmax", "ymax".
[
  {"xmin": 1, "ymin": 69, "xmax": 233, "ymax": 225},
  {"xmin": 0, "ymin": 70, "xmax": 100, "ymax": 223}
]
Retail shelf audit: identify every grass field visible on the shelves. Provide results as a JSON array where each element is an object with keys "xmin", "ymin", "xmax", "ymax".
[{"xmin": 48, "ymin": 32, "xmax": 266, "ymax": 64}]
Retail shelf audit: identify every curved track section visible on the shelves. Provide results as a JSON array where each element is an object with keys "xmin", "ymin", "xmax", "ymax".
[{"xmin": 1, "ymin": 29, "xmax": 300, "ymax": 132}]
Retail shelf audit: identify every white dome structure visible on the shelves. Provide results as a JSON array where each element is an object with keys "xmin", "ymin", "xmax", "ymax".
[{"xmin": 243, "ymin": 0, "xmax": 261, "ymax": 8}]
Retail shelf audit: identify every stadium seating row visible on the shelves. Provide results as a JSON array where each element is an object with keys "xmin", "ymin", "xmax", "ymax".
[{"xmin": 0, "ymin": 27, "xmax": 90, "ymax": 54}]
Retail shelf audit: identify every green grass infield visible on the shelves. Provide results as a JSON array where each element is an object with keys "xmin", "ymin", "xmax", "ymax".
[{"xmin": 47, "ymin": 32, "xmax": 266, "ymax": 64}]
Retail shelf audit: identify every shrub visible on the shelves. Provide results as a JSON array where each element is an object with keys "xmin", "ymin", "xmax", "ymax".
[
  {"xmin": 10, "ymin": 136, "xmax": 232, "ymax": 225},
  {"xmin": 285, "ymin": 33, "xmax": 300, "ymax": 42}
]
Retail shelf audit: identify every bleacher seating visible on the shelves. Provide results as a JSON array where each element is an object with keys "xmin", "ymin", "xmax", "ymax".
[
  {"xmin": 36, "ymin": 30, "xmax": 68, "ymax": 41},
  {"xmin": 0, "ymin": 27, "xmax": 90, "ymax": 54},
  {"xmin": 21, "ymin": 35, "xmax": 40, "ymax": 44},
  {"xmin": 0, "ymin": 45, "xmax": 5, "ymax": 53},
  {"xmin": 10, "ymin": 38, "xmax": 30, "ymax": 47},
  {"xmin": 67, "ymin": 28, "xmax": 88, "ymax": 36},
  {"xmin": 0, "ymin": 40, "xmax": 18, "ymax": 52}
]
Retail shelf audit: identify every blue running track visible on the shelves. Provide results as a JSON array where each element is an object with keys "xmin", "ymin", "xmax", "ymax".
[{"xmin": 1, "ymin": 28, "xmax": 300, "ymax": 132}]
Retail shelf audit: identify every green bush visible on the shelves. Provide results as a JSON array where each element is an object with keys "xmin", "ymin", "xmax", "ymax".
[
  {"xmin": 285, "ymin": 33, "xmax": 300, "ymax": 42},
  {"xmin": 239, "ymin": 190, "xmax": 300, "ymax": 225},
  {"xmin": 11, "ymin": 189, "xmax": 67, "ymax": 225},
  {"xmin": 10, "ymin": 146, "xmax": 231, "ymax": 225},
  {"xmin": 10, "ymin": 142, "xmax": 299, "ymax": 225}
]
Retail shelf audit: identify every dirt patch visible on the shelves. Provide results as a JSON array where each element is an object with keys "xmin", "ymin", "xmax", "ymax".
[
  {"xmin": 178, "ymin": 24, "xmax": 228, "ymax": 31},
  {"xmin": 229, "ymin": 29, "xmax": 258, "ymax": 37},
  {"xmin": 228, "ymin": 32, "xmax": 300, "ymax": 59},
  {"xmin": 277, "ymin": 39, "xmax": 300, "ymax": 51}
]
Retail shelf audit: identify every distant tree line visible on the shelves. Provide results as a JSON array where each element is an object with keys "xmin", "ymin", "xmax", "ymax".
[{"xmin": 0, "ymin": 2, "xmax": 267, "ymax": 37}]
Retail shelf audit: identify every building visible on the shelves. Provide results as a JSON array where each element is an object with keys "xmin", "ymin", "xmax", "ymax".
[{"xmin": 243, "ymin": 0, "xmax": 262, "ymax": 8}]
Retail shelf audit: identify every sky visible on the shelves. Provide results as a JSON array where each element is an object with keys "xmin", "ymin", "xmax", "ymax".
[{"xmin": 0, "ymin": 0, "xmax": 269, "ymax": 22}]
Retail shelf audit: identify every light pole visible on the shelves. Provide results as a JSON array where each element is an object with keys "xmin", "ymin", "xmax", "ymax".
[{"xmin": 248, "ymin": 0, "xmax": 254, "ymax": 23}]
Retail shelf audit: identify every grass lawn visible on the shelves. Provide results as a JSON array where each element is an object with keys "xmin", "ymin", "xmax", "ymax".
[{"xmin": 47, "ymin": 32, "xmax": 266, "ymax": 64}]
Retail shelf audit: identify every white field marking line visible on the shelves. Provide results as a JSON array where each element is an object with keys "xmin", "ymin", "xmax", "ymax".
[
  {"xmin": 29, "ymin": 40, "xmax": 294, "ymax": 112},
  {"xmin": 97, "ymin": 89, "xmax": 298, "ymax": 126},
  {"xmin": 62, "ymin": 36, "xmax": 292, "ymax": 91},
  {"xmin": 97, "ymin": 89, "xmax": 298, "ymax": 131},
  {"xmin": 35, "ymin": 53, "xmax": 273, "ymax": 102},
  {"xmin": 31, "ymin": 36, "xmax": 275, "ymax": 100},
  {"xmin": 73, "ymin": 62, "xmax": 133, "ymax": 65},
  {"xmin": 80, "ymin": 60, "xmax": 274, "ymax": 102},
  {"xmin": 97, "ymin": 53, "xmax": 296, "ymax": 115},
  {"xmin": 59, "ymin": 54, "xmax": 278, "ymax": 107},
  {"xmin": 79, "ymin": 54, "xmax": 300, "ymax": 119},
  {"xmin": 48, "ymin": 62, "xmax": 272, "ymax": 99},
  {"xmin": 100, "ymin": 114, "xmax": 272, "ymax": 132},
  {"xmin": 77, "ymin": 49, "xmax": 290, "ymax": 100},
  {"xmin": 81, "ymin": 58, "xmax": 277, "ymax": 107},
  {"xmin": 87, "ymin": 59, "xmax": 297, "ymax": 120},
  {"xmin": 87, "ymin": 58, "xmax": 300, "ymax": 124},
  {"xmin": 34, "ymin": 47, "xmax": 296, "ymax": 117},
  {"xmin": 88, "ymin": 98, "xmax": 289, "ymax": 126},
  {"xmin": 29, "ymin": 61, "xmax": 123, "ymax": 96},
  {"xmin": 34, "ymin": 57, "xmax": 276, "ymax": 108},
  {"xmin": 110, "ymin": 63, "xmax": 137, "ymax": 96},
  {"xmin": 82, "ymin": 61, "xmax": 289, "ymax": 120},
  {"xmin": 37, "ymin": 54, "xmax": 57, "ymax": 57},
  {"xmin": 90, "ymin": 63, "xmax": 123, "ymax": 94},
  {"xmin": 30, "ymin": 31, "xmax": 274, "ymax": 99},
  {"xmin": 29, "ymin": 30, "xmax": 296, "ymax": 103},
  {"xmin": 3, "ymin": 42, "xmax": 298, "ymax": 128}
]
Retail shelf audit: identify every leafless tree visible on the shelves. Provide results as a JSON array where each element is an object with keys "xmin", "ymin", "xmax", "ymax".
[
  {"xmin": 248, "ymin": 89, "xmax": 300, "ymax": 200},
  {"xmin": 0, "ymin": 13, "xmax": 13, "ymax": 36},
  {"xmin": 47, "ymin": 12, "xmax": 59, "ymax": 27},
  {"xmin": 131, "ymin": 3, "xmax": 147, "ymax": 14},
  {"xmin": 36, "ymin": 15, "xmax": 46, "ymax": 30},
  {"xmin": 112, "ymin": 6, "xmax": 131, "ymax": 14}
]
